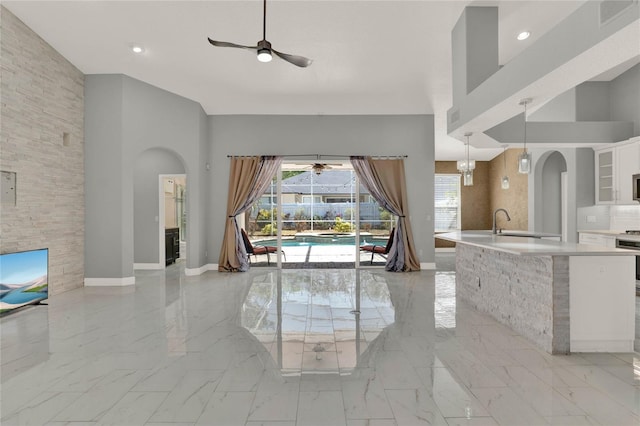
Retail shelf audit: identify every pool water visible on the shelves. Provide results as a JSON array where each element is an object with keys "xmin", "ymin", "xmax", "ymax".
[{"xmin": 255, "ymin": 236, "xmax": 386, "ymax": 247}]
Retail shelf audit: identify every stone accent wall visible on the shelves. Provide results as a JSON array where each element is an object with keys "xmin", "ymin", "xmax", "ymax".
[
  {"xmin": 455, "ymin": 243, "xmax": 570, "ymax": 354},
  {"xmin": 1, "ymin": 7, "xmax": 84, "ymax": 295}
]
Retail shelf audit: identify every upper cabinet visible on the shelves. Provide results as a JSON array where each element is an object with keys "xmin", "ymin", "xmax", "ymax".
[{"xmin": 595, "ymin": 139, "xmax": 640, "ymax": 205}]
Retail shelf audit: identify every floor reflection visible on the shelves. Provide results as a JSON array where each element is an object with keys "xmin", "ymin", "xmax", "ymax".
[
  {"xmin": 242, "ymin": 269, "xmax": 394, "ymax": 375},
  {"xmin": 2, "ymin": 264, "xmax": 639, "ymax": 425}
]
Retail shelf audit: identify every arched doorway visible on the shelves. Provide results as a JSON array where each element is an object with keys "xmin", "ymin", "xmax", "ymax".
[
  {"xmin": 133, "ymin": 148, "xmax": 186, "ymax": 269},
  {"xmin": 537, "ymin": 151, "xmax": 568, "ymax": 239}
]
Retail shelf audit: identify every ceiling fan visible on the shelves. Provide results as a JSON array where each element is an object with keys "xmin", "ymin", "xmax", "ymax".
[
  {"xmin": 207, "ymin": 0, "xmax": 313, "ymax": 68},
  {"xmin": 311, "ymin": 163, "xmax": 332, "ymax": 175}
]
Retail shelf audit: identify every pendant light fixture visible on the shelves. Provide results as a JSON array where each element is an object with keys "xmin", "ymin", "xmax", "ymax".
[
  {"xmin": 457, "ymin": 132, "xmax": 475, "ymax": 186},
  {"xmin": 518, "ymin": 98, "xmax": 532, "ymax": 174},
  {"xmin": 501, "ymin": 146, "xmax": 510, "ymax": 189}
]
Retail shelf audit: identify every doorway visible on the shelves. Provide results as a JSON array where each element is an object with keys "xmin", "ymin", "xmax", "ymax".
[
  {"xmin": 243, "ymin": 162, "xmax": 394, "ymax": 268},
  {"xmin": 159, "ymin": 174, "xmax": 186, "ymax": 267},
  {"xmin": 539, "ymin": 151, "xmax": 568, "ymax": 238}
]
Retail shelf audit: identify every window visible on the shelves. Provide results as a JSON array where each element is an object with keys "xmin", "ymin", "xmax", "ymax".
[
  {"xmin": 434, "ymin": 174, "xmax": 461, "ymax": 232},
  {"xmin": 325, "ymin": 197, "xmax": 354, "ymax": 203},
  {"xmin": 301, "ymin": 195, "xmax": 322, "ymax": 204}
]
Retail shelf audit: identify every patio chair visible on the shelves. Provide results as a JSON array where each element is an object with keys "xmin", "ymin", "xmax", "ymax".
[
  {"xmin": 240, "ymin": 229, "xmax": 286, "ymax": 266},
  {"xmin": 360, "ymin": 228, "xmax": 395, "ymax": 265}
]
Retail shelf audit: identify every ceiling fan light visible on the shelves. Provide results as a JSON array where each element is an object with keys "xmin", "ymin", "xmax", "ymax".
[
  {"xmin": 312, "ymin": 164, "xmax": 324, "ymax": 175},
  {"xmin": 257, "ymin": 48, "xmax": 272, "ymax": 62}
]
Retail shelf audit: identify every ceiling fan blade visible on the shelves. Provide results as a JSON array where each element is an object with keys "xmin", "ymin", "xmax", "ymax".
[
  {"xmin": 207, "ymin": 38, "xmax": 258, "ymax": 51},
  {"xmin": 272, "ymin": 48, "xmax": 313, "ymax": 68}
]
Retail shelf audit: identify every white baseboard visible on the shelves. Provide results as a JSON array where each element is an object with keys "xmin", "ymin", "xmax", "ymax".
[
  {"xmin": 134, "ymin": 263, "xmax": 163, "ymax": 270},
  {"xmin": 185, "ymin": 263, "xmax": 218, "ymax": 276},
  {"xmin": 436, "ymin": 248, "xmax": 456, "ymax": 253},
  {"xmin": 571, "ymin": 339, "xmax": 634, "ymax": 353},
  {"xmin": 85, "ymin": 276, "xmax": 136, "ymax": 287},
  {"xmin": 420, "ymin": 262, "xmax": 436, "ymax": 270}
]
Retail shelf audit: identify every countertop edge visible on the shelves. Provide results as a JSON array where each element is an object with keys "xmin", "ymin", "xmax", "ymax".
[{"xmin": 436, "ymin": 232, "xmax": 638, "ymax": 256}]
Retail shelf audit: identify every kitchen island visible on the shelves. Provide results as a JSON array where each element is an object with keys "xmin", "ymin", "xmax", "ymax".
[{"xmin": 437, "ymin": 231, "xmax": 637, "ymax": 354}]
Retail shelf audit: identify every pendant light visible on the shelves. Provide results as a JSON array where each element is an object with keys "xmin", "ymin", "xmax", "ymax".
[
  {"xmin": 501, "ymin": 146, "xmax": 510, "ymax": 189},
  {"xmin": 518, "ymin": 98, "xmax": 532, "ymax": 174},
  {"xmin": 457, "ymin": 132, "xmax": 475, "ymax": 186}
]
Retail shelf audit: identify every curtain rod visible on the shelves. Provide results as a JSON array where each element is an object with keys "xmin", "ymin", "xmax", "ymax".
[{"xmin": 226, "ymin": 154, "xmax": 408, "ymax": 159}]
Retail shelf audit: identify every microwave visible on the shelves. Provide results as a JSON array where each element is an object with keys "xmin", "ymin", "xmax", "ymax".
[{"xmin": 634, "ymin": 174, "xmax": 640, "ymax": 202}]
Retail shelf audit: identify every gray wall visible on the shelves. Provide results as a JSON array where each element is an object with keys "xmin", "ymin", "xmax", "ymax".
[
  {"xmin": 610, "ymin": 64, "xmax": 640, "ymax": 136},
  {"xmin": 541, "ymin": 152, "xmax": 567, "ymax": 234},
  {"xmin": 134, "ymin": 149, "xmax": 185, "ymax": 264},
  {"xmin": 86, "ymin": 78, "xmax": 435, "ymax": 277},
  {"xmin": 1, "ymin": 7, "xmax": 85, "ymax": 294},
  {"xmin": 85, "ymin": 75, "xmax": 127, "ymax": 278},
  {"xmin": 575, "ymin": 147, "xmax": 595, "ymax": 209},
  {"xmin": 451, "ymin": 7, "xmax": 499, "ymax": 106},
  {"xmin": 448, "ymin": 0, "xmax": 639, "ymax": 133},
  {"xmin": 529, "ymin": 147, "xmax": 593, "ymax": 242},
  {"xmin": 575, "ymin": 82, "xmax": 611, "ymax": 121},
  {"xmin": 530, "ymin": 65, "xmax": 639, "ymax": 135},
  {"xmin": 529, "ymin": 89, "xmax": 576, "ymax": 122},
  {"xmin": 85, "ymin": 74, "xmax": 209, "ymax": 279},
  {"xmin": 208, "ymin": 115, "xmax": 436, "ymax": 267}
]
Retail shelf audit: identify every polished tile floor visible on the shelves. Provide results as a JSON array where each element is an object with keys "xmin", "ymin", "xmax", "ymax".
[{"xmin": 1, "ymin": 261, "xmax": 639, "ymax": 425}]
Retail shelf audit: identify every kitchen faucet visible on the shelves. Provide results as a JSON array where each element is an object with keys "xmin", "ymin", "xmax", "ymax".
[{"xmin": 492, "ymin": 208, "xmax": 511, "ymax": 234}]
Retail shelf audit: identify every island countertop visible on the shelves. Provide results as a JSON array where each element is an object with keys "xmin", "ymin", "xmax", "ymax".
[{"xmin": 436, "ymin": 231, "xmax": 637, "ymax": 256}]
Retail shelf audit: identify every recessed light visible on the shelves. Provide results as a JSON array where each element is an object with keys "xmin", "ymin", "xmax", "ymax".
[
  {"xmin": 131, "ymin": 45, "xmax": 145, "ymax": 54},
  {"xmin": 517, "ymin": 31, "xmax": 531, "ymax": 41}
]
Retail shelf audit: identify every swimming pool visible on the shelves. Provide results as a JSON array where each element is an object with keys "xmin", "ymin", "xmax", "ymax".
[{"xmin": 255, "ymin": 233, "xmax": 386, "ymax": 247}]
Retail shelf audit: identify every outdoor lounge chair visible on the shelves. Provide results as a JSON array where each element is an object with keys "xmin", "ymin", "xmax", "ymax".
[
  {"xmin": 240, "ymin": 229, "xmax": 285, "ymax": 266},
  {"xmin": 360, "ymin": 228, "xmax": 395, "ymax": 265}
]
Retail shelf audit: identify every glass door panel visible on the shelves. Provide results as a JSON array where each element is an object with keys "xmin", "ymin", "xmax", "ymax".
[
  {"xmin": 244, "ymin": 176, "xmax": 281, "ymax": 267},
  {"xmin": 356, "ymin": 193, "xmax": 394, "ymax": 267}
]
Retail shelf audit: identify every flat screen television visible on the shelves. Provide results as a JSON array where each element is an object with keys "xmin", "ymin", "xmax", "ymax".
[{"xmin": 0, "ymin": 248, "xmax": 48, "ymax": 313}]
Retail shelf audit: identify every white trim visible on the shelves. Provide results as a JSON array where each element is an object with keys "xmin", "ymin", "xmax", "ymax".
[
  {"xmin": 185, "ymin": 264, "xmax": 218, "ymax": 275},
  {"xmin": 570, "ymin": 339, "xmax": 634, "ymax": 353},
  {"xmin": 355, "ymin": 171, "xmax": 360, "ymax": 269},
  {"xmin": 420, "ymin": 262, "xmax": 436, "ymax": 270},
  {"xmin": 159, "ymin": 173, "xmax": 187, "ymax": 269},
  {"xmin": 134, "ymin": 263, "xmax": 163, "ymax": 270},
  {"xmin": 435, "ymin": 248, "xmax": 456, "ymax": 253},
  {"xmin": 85, "ymin": 277, "xmax": 136, "ymax": 287},
  {"xmin": 277, "ymin": 165, "xmax": 282, "ymax": 268},
  {"xmin": 159, "ymin": 175, "xmax": 166, "ymax": 267}
]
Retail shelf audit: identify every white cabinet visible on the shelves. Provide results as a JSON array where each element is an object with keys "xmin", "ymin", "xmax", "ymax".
[
  {"xmin": 578, "ymin": 232, "xmax": 616, "ymax": 248},
  {"xmin": 595, "ymin": 147, "xmax": 615, "ymax": 204},
  {"xmin": 616, "ymin": 142, "xmax": 640, "ymax": 204},
  {"xmin": 594, "ymin": 140, "xmax": 640, "ymax": 205}
]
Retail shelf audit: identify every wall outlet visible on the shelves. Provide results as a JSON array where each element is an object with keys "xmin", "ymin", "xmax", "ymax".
[{"xmin": 586, "ymin": 215, "xmax": 597, "ymax": 223}]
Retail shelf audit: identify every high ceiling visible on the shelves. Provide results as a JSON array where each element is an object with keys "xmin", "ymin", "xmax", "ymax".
[{"xmin": 3, "ymin": 0, "xmax": 587, "ymax": 160}]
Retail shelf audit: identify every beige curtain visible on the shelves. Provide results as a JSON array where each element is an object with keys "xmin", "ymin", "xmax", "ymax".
[
  {"xmin": 218, "ymin": 156, "xmax": 282, "ymax": 272},
  {"xmin": 351, "ymin": 156, "xmax": 420, "ymax": 272}
]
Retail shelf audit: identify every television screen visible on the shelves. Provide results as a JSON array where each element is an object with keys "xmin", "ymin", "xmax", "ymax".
[{"xmin": 0, "ymin": 248, "xmax": 48, "ymax": 313}]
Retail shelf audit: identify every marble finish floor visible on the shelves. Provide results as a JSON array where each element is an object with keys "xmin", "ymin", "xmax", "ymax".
[{"xmin": 1, "ymin": 265, "xmax": 639, "ymax": 425}]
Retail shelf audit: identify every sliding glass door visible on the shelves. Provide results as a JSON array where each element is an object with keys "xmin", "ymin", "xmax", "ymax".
[{"xmin": 243, "ymin": 161, "xmax": 395, "ymax": 268}]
